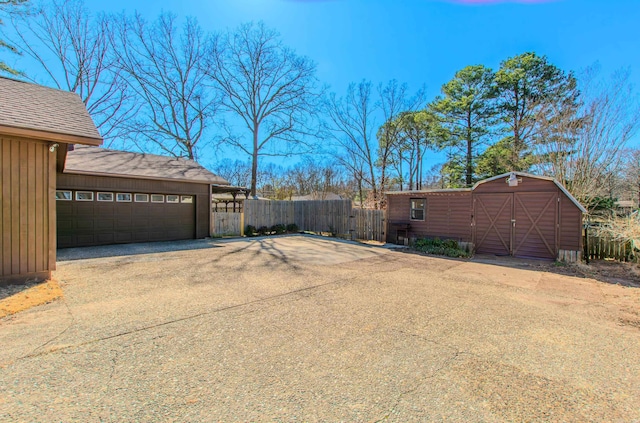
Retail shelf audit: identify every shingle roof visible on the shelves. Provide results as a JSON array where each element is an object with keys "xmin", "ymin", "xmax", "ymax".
[
  {"xmin": 64, "ymin": 145, "xmax": 229, "ymax": 185},
  {"xmin": 0, "ymin": 76, "xmax": 102, "ymax": 143}
]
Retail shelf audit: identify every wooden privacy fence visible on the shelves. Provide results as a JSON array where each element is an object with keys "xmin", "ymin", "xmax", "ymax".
[
  {"xmin": 584, "ymin": 235, "xmax": 638, "ymax": 263},
  {"xmin": 352, "ymin": 208, "xmax": 385, "ymax": 241},
  {"xmin": 238, "ymin": 199, "xmax": 386, "ymax": 242},
  {"xmin": 211, "ymin": 212, "xmax": 242, "ymax": 236}
]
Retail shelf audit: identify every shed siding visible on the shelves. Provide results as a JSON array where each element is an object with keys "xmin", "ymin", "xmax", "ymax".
[
  {"xmin": 387, "ymin": 192, "xmax": 472, "ymax": 242},
  {"xmin": 559, "ymin": 194, "xmax": 582, "ymax": 251},
  {"xmin": 57, "ymin": 173, "xmax": 211, "ymax": 239},
  {"xmin": 1, "ymin": 137, "xmax": 55, "ymax": 283}
]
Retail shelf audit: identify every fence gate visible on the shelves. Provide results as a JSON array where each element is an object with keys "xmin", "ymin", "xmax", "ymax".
[
  {"xmin": 211, "ymin": 212, "xmax": 242, "ymax": 236},
  {"xmin": 352, "ymin": 208, "xmax": 385, "ymax": 242}
]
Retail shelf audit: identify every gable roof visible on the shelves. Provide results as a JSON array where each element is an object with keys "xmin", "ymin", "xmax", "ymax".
[
  {"xmin": 386, "ymin": 172, "xmax": 587, "ymax": 213},
  {"xmin": 474, "ymin": 172, "xmax": 587, "ymax": 213},
  {"xmin": 63, "ymin": 145, "xmax": 229, "ymax": 185},
  {"xmin": 0, "ymin": 76, "xmax": 102, "ymax": 145}
]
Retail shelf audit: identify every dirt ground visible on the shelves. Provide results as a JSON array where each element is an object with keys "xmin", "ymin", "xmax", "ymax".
[{"xmin": 1, "ymin": 235, "xmax": 639, "ymax": 422}]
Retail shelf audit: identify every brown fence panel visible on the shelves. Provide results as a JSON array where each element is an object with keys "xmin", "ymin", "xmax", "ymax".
[
  {"xmin": 584, "ymin": 235, "xmax": 637, "ymax": 263},
  {"xmin": 243, "ymin": 199, "xmax": 385, "ymax": 241},
  {"xmin": 352, "ymin": 208, "xmax": 385, "ymax": 242},
  {"xmin": 211, "ymin": 212, "xmax": 242, "ymax": 236}
]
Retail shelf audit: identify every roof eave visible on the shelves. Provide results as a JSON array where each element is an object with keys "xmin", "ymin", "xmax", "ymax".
[
  {"xmin": 63, "ymin": 168, "xmax": 229, "ymax": 186},
  {"xmin": 0, "ymin": 124, "xmax": 102, "ymax": 146}
]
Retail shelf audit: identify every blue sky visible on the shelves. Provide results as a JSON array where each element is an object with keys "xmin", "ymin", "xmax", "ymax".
[
  {"xmin": 80, "ymin": 0, "xmax": 640, "ymax": 168},
  {"xmin": 86, "ymin": 0, "xmax": 640, "ymax": 96}
]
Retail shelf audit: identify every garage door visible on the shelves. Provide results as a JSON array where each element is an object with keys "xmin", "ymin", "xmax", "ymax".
[
  {"xmin": 474, "ymin": 192, "xmax": 557, "ymax": 259},
  {"xmin": 56, "ymin": 191, "xmax": 195, "ymax": 248}
]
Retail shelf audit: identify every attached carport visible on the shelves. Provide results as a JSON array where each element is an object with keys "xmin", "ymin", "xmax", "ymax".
[{"xmin": 56, "ymin": 145, "xmax": 229, "ymax": 248}]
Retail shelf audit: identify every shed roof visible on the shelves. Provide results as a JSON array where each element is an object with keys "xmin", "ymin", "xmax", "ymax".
[
  {"xmin": 386, "ymin": 172, "xmax": 586, "ymax": 213},
  {"xmin": 473, "ymin": 172, "xmax": 587, "ymax": 213},
  {"xmin": 0, "ymin": 76, "xmax": 102, "ymax": 145},
  {"xmin": 63, "ymin": 145, "xmax": 229, "ymax": 185},
  {"xmin": 385, "ymin": 188, "xmax": 472, "ymax": 195}
]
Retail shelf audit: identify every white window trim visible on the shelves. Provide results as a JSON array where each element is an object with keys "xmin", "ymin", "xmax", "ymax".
[
  {"xmin": 166, "ymin": 195, "xmax": 179, "ymax": 203},
  {"xmin": 56, "ymin": 190, "xmax": 72, "ymax": 201},
  {"xmin": 135, "ymin": 193, "xmax": 149, "ymax": 203},
  {"xmin": 180, "ymin": 195, "xmax": 193, "ymax": 204},
  {"xmin": 116, "ymin": 193, "xmax": 132, "ymax": 202},
  {"xmin": 97, "ymin": 192, "xmax": 114, "ymax": 202},
  {"xmin": 410, "ymin": 198, "xmax": 426, "ymax": 221},
  {"xmin": 75, "ymin": 191, "xmax": 94, "ymax": 201},
  {"xmin": 151, "ymin": 194, "xmax": 164, "ymax": 203}
]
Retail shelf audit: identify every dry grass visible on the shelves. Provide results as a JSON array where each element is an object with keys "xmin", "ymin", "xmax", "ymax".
[
  {"xmin": 592, "ymin": 215, "xmax": 640, "ymax": 241},
  {"xmin": 0, "ymin": 279, "xmax": 63, "ymax": 318}
]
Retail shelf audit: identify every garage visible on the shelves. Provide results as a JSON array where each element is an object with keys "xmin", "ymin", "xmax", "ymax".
[
  {"xmin": 56, "ymin": 145, "xmax": 229, "ymax": 248},
  {"xmin": 386, "ymin": 172, "xmax": 586, "ymax": 261}
]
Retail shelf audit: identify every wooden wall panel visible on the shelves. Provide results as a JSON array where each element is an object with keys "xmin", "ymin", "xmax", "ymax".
[
  {"xmin": 386, "ymin": 192, "xmax": 472, "ymax": 243},
  {"xmin": 1, "ymin": 137, "xmax": 54, "ymax": 283},
  {"xmin": 559, "ymin": 195, "xmax": 582, "ymax": 251}
]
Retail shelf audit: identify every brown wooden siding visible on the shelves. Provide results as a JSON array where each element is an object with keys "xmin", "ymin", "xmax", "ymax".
[
  {"xmin": 387, "ymin": 192, "xmax": 472, "ymax": 243},
  {"xmin": 1, "ymin": 137, "xmax": 55, "ymax": 283},
  {"xmin": 57, "ymin": 173, "xmax": 211, "ymax": 241},
  {"xmin": 559, "ymin": 194, "xmax": 582, "ymax": 251}
]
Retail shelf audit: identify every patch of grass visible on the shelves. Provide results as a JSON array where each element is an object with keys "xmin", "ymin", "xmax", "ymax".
[
  {"xmin": 413, "ymin": 237, "xmax": 471, "ymax": 258},
  {"xmin": 0, "ymin": 279, "xmax": 63, "ymax": 318}
]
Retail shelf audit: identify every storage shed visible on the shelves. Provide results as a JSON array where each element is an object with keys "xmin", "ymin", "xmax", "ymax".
[
  {"xmin": 386, "ymin": 172, "xmax": 586, "ymax": 260},
  {"xmin": 0, "ymin": 77, "xmax": 102, "ymax": 284},
  {"xmin": 57, "ymin": 145, "xmax": 230, "ymax": 248}
]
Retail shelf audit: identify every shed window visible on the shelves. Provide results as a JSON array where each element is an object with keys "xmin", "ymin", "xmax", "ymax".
[
  {"xmin": 135, "ymin": 193, "xmax": 149, "ymax": 202},
  {"xmin": 56, "ymin": 190, "xmax": 72, "ymax": 201},
  {"xmin": 76, "ymin": 191, "xmax": 94, "ymax": 201},
  {"xmin": 97, "ymin": 192, "xmax": 114, "ymax": 202},
  {"xmin": 410, "ymin": 198, "xmax": 425, "ymax": 221},
  {"xmin": 181, "ymin": 195, "xmax": 193, "ymax": 204},
  {"xmin": 166, "ymin": 195, "xmax": 179, "ymax": 203},
  {"xmin": 151, "ymin": 194, "xmax": 164, "ymax": 203},
  {"xmin": 116, "ymin": 193, "xmax": 132, "ymax": 202}
]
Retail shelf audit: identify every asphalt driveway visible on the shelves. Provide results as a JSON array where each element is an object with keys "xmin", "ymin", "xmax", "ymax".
[{"xmin": 1, "ymin": 235, "xmax": 639, "ymax": 422}]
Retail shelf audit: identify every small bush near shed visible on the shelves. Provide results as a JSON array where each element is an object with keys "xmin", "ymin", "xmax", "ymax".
[
  {"xmin": 272, "ymin": 224, "xmax": 287, "ymax": 235},
  {"xmin": 286, "ymin": 223, "xmax": 299, "ymax": 233},
  {"xmin": 257, "ymin": 226, "xmax": 269, "ymax": 236},
  {"xmin": 245, "ymin": 225, "xmax": 257, "ymax": 236},
  {"xmin": 413, "ymin": 237, "xmax": 470, "ymax": 258}
]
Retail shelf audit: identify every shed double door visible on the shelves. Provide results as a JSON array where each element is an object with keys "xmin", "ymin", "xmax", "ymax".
[{"xmin": 474, "ymin": 192, "xmax": 558, "ymax": 259}]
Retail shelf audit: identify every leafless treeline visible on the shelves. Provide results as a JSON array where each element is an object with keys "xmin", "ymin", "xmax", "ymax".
[{"xmin": 3, "ymin": 0, "xmax": 639, "ymax": 209}]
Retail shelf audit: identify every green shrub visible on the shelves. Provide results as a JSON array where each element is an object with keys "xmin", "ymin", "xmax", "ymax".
[
  {"xmin": 286, "ymin": 223, "xmax": 299, "ymax": 233},
  {"xmin": 257, "ymin": 226, "xmax": 269, "ymax": 236},
  {"xmin": 413, "ymin": 237, "xmax": 470, "ymax": 258},
  {"xmin": 245, "ymin": 225, "xmax": 257, "ymax": 236},
  {"xmin": 272, "ymin": 224, "xmax": 287, "ymax": 235}
]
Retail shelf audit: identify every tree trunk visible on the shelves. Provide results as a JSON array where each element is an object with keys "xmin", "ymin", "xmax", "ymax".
[
  {"xmin": 466, "ymin": 112, "xmax": 473, "ymax": 186},
  {"xmin": 251, "ymin": 128, "xmax": 259, "ymax": 196}
]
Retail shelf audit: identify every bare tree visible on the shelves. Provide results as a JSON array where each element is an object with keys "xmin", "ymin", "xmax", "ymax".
[
  {"xmin": 0, "ymin": 0, "xmax": 28, "ymax": 75},
  {"xmin": 376, "ymin": 80, "xmax": 426, "ymax": 195},
  {"xmin": 206, "ymin": 22, "xmax": 322, "ymax": 196},
  {"xmin": 113, "ymin": 12, "xmax": 215, "ymax": 159},
  {"xmin": 326, "ymin": 80, "xmax": 381, "ymax": 208},
  {"xmin": 535, "ymin": 66, "xmax": 640, "ymax": 209},
  {"xmin": 8, "ymin": 0, "xmax": 132, "ymax": 142}
]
